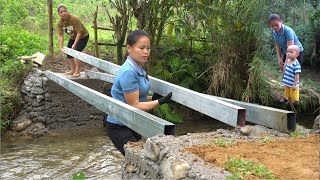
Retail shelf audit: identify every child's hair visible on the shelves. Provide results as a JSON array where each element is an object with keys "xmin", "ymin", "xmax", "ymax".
[
  {"xmin": 288, "ymin": 44, "xmax": 300, "ymax": 54},
  {"xmin": 126, "ymin": 30, "xmax": 150, "ymax": 46},
  {"xmin": 57, "ymin": 4, "xmax": 67, "ymax": 12},
  {"xmin": 268, "ymin": 13, "xmax": 282, "ymax": 24}
]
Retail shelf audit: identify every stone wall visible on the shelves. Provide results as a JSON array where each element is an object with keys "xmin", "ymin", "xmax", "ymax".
[
  {"xmin": 10, "ymin": 68, "xmax": 109, "ymax": 136},
  {"xmin": 122, "ymin": 132, "xmax": 235, "ymax": 180}
]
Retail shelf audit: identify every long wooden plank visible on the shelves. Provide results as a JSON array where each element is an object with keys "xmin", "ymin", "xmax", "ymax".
[
  {"xmin": 84, "ymin": 70, "xmax": 245, "ymax": 127},
  {"xmin": 207, "ymin": 95, "xmax": 296, "ymax": 131},
  {"xmin": 45, "ymin": 71, "xmax": 175, "ymax": 138}
]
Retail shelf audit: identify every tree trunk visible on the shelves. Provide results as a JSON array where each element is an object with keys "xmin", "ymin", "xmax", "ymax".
[
  {"xmin": 47, "ymin": 0, "xmax": 53, "ymax": 55},
  {"xmin": 93, "ymin": 6, "xmax": 99, "ymax": 58}
]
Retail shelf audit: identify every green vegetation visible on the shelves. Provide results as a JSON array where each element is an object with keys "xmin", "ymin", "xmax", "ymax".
[
  {"xmin": 261, "ymin": 136, "xmax": 273, "ymax": 143},
  {"xmin": 212, "ymin": 138, "xmax": 236, "ymax": 147},
  {"xmin": 290, "ymin": 124, "xmax": 307, "ymax": 138},
  {"xmin": 1, "ymin": 0, "xmax": 319, "ymax": 130},
  {"xmin": 72, "ymin": 171, "xmax": 85, "ymax": 180},
  {"xmin": 225, "ymin": 158, "xmax": 275, "ymax": 179},
  {"xmin": 154, "ymin": 104, "xmax": 183, "ymax": 124}
]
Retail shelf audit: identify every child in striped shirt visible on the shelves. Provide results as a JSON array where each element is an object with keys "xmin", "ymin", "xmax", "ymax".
[{"xmin": 281, "ymin": 45, "xmax": 302, "ymax": 105}]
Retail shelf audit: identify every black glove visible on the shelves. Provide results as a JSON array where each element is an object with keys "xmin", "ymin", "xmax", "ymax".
[
  {"xmin": 152, "ymin": 93, "xmax": 162, "ymax": 100},
  {"xmin": 158, "ymin": 92, "xmax": 173, "ymax": 105}
]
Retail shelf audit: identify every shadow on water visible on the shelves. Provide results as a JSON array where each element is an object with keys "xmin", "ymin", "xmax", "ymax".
[
  {"xmin": 297, "ymin": 113, "xmax": 318, "ymax": 129},
  {"xmin": 175, "ymin": 107, "xmax": 234, "ymax": 136},
  {"xmin": 0, "ymin": 128, "xmax": 123, "ymax": 180},
  {"xmin": 175, "ymin": 105, "xmax": 318, "ymax": 135}
]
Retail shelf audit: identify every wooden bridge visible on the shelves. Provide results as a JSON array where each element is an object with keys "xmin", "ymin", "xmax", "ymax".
[{"xmin": 45, "ymin": 47, "xmax": 296, "ymax": 138}]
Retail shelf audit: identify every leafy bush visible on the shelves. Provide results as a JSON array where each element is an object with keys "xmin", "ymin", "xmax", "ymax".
[
  {"xmin": 150, "ymin": 37, "xmax": 209, "ymax": 123},
  {"xmin": 0, "ymin": 80, "xmax": 24, "ymax": 131},
  {"xmin": 154, "ymin": 104, "xmax": 183, "ymax": 124},
  {"xmin": 0, "ymin": 27, "xmax": 48, "ymax": 60},
  {"xmin": 0, "ymin": 59, "xmax": 32, "ymax": 131},
  {"xmin": 225, "ymin": 158, "xmax": 275, "ymax": 179},
  {"xmin": 0, "ymin": 26, "xmax": 38, "ymax": 132},
  {"xmin": 304, "ymin": 4, "xmax": 320, "ymax": 68}
]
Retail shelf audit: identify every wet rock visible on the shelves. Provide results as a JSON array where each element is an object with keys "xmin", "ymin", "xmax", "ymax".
[
  {"xmin": 10, "ymin": 115, "xmax": 32, "ymax": 132},
  {"xmin": 23, "ymin": 122, "xmax": 48, "ymax": 137}
]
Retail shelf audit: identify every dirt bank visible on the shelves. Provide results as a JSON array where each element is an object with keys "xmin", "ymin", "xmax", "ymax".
[{"xmin": 186, "ymin": 133, "xmax": 319, "ymax": 179}]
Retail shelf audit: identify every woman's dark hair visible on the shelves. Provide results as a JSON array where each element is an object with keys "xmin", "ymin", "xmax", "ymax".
[
  {"xmin": 123, "ymin": 30, "xmax": 150, "ymax": 62},
  {"xmin": 126, "ymin": 30, "xmax": 150, "ymax": 46},
  {"xmin": 268, "ymin": 14, "xmax": 282, "ymax": 24},
  {"xmin": 57, "ymin": 5, "xmax": 67, "ymax": 12}
]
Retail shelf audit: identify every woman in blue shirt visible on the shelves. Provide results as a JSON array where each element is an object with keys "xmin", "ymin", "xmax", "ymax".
[
  {"xmin": 107, "ymin": 30, "xmax": 173, "ymax": 155},
  {"xmin": 268, "ymin": 14, "xmax": 304, "ymax": 69}
]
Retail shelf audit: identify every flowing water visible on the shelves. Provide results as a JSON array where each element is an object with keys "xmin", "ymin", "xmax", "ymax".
[
  {"xmin": 1, "ymin": 128, "xmax": 123, "ymax": 180},
  {"xmin": 0, "ymin": 114, "xmax": 231, "ymax": 180},
  {"xmin": 0, "ymin": 112, "xmax": 316, "ymax": 179}
]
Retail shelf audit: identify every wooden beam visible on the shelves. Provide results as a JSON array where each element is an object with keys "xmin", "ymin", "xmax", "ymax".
[
  {"xmin": 84, "ymin": 69, "xmax": 246, "ymax": 128},
  {"xmin": 45, "ymin": 71, "xmax": 175, "ymax": 138}
]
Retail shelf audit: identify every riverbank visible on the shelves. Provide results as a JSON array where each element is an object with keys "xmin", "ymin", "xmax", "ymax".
[{"xmin": 123, "ymin": 125, "xmax": 320, "ymax": 179}]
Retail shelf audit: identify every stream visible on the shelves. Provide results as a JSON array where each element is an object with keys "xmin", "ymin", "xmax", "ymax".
[
  {"xmin": 0, "ymin": 113, "xmax": 316, "ymax": 179},
  {"xmin": 1, "ymin": 128, "xmax": 123, "ymax": 179}
]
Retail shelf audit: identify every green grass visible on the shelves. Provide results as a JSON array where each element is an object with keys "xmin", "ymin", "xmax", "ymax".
[
  {"xmin": 225, "ymin": 158, "xmax": 275, "ymax": 179},
  {"xmin": 0, "ymin": 80, "xmax": 23, "ymax": 131},
  {"xmin": 72, "ymin": 171, "xmax": 85, "ymax": 180},
  {"xmin": 261, "ymin": 136, "xmax": 273, "ymax": 143},
  {"xmin": 212, "ymin": 138, "xmax": 236, "ymax": 147},
  {"xmin": 290, "ymin": 124, "xmax": 307, "ymax": 138}
]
